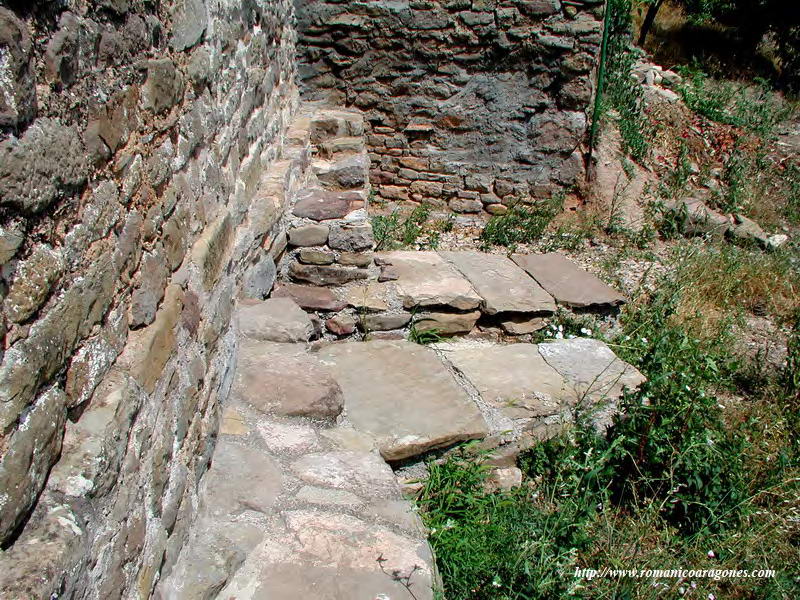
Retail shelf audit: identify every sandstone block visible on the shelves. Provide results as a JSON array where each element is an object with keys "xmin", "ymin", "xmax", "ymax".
[
  {"xmin": 288, "ymin": 223, "xmax": 329, "ymax": 247},
  {"xmin": 0, "ymin": 118, "xmax": 88, "ymax": 214},
  {"xmin": 273, "ymin": 283, "xmax": 348, "ymax": 312},
  {"xmin": 292, "ymin": 189, "xmax": 363, "ymax": 221},
  {"xmin": 414, "ymin": 310, "xmax": 481, "ymax": 335},
  {"xmin": 360, "ymin": 312, "xmax": 412, "ymax": 332},
  {"xmin": 289, "ymin": 262, "xmax": 369, "ymax": 286},
  {"xmin": 327, "ymin": 223, "xmax": 374, "ymax": 251},
  {"xmin": 237, "ymin": 298, "xmax": 314, "ymax": 343}
]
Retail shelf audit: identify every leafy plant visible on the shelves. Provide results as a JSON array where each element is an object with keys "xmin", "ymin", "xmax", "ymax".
[{"xmin": 480, "ymin": 196, "xmax": 562, "ymax": 250}]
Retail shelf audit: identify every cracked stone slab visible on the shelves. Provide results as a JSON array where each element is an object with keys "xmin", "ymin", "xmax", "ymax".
[
  {"xmin": 445, "ymin": 343, "xmax": 571, "ymax": 420},
  {"xmin": 217, "ymin": 510, "xmax": 434, "ymax": 600},
  {"xmin": 376, "ymin": 251, "xmax": 482, "ymax": 311},
  {"xmin": 512, "ymin": 253, "xmax": 625, "ymax": 310},
  {"xmin": 317, "ymin": 340, "xmax": 488, "ymax": 460},
  {"xmin": 440, "ymin": 251, "xmax": 556, "ymax": 315},
  {"xmin": 537, "ymin": 337, "xmax": 646, "ymax": 406}
]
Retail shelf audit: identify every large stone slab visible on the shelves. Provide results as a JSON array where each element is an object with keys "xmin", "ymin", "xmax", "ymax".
[
  {"xmin": 538, "ymin": 337, "xmax": 646, "ymax": 406},
  {"xmin": 440, "ymin": 251, "xmax": 556, "ymax": 315},
  {"xmin": 512, "ymin": 253, "xmax": 625, "ymax": 310},
  {"xmin": 317, "ymin": 341, "xmax": 488, "ymax": 460},
  {"xmin": 377, "ymin": 251, "xmax": 482, "ymax": 311},
  {"xmin": 446, "ymin": 343, "xmax": 570, "ymax": 420},
  {"xmin": 233, "ymin": 341, "xmax": 344, "ymax": 419},
  {"xmin": 218, "ymin": 510, "xmax": 434, "ymax": 600}
]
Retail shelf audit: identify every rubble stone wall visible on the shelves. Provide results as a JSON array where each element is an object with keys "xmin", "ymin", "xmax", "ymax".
[
  {"xmin": 297, "ymin": 0, "xmax": 604, "ymax": 214},
  {"xmin": 0, "ymin": 0, "xmax": 300, "ymax": 596}
]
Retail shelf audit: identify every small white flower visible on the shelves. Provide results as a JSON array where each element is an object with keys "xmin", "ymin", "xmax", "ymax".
[
  {"xmin": 679, "ymin": 587, "xmax": 685, "ymax": 595},
  {"xmin": 555, "ymin": 332, "xmax": 564, "ymax": 340},
  {"xmin": 708, "ymin": 594, "xmax": 716, "ymax": 600},
  {"xmin": 641, "ymin": 337, "xmax": 648, "ymax": 343},
  {"xmin": 707, "ymin": 550, "xmax": 715, "ymax": 558}
]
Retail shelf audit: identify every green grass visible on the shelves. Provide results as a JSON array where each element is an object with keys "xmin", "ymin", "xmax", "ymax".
[
  {"xmin": 676, "ymin": 65, "xmax": 792, "ymax": 138},
  {"xmin": 372, "ymin": 206, "xmax": 453, "ymax": 251},
  {"xmin": 480, "ymin": 196, "xmax": 562, "ymax": 251}
]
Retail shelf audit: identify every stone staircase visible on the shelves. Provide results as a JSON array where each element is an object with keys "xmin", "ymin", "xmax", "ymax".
[{"xmin": 155, "ymin": 105, "xmax": 646, "ymax": 599}]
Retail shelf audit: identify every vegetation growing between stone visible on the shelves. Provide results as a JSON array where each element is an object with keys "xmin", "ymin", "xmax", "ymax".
[{"xmin": 416, "ymin": 267, "xmax": 800, "ymax": 599}]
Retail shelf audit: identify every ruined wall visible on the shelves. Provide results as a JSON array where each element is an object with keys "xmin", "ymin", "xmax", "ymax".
[
  {"xmin": 0, "ymin": 0, "xmax": 300, "ymax": 596},
  {"xmin": 297, "ymin": 0, "xmax": 604, "ymax": 215}
]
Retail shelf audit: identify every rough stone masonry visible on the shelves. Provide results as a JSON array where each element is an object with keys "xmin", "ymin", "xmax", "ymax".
[
  {"xmin": 0, "ymin": 0, "xmax": 603, "ymax": 597},
  {"xmin": 0, "ymin": 0, "xmax": 300, "ymax": 596},
  {"xmin": 297, "ymin": 0, "xmax": 604, "ymax": 214}
]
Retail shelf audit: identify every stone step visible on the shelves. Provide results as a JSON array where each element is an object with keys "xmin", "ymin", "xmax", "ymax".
[
  {"xmin": 156, "ymin": 337, "xmax": 436, "ymax": 599},
  {"xmin": 512, "ymin": 252, "xmax": 626, "ymax": 311}
]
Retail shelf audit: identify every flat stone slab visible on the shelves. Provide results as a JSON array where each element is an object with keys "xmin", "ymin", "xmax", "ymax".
[
  {"xmin": 440, "ymin": 251, "xmax": 556, "ymax": 315},
  {"xmin": 218, "ymin": 510, "xmax": 433, "ymax": 600},
  {"xmin": 512, "ymin": 253, "xmax": 625, "ymax": 310},
  {"xmin": 292, "ymin": 188, "xmax": 364, "ymax": 221},
  {"xmin": 317, "ymin": 340, "xmax": 488, "ymax": 460},
  {"xmin": 538, "ymin": 337, "xmax": 646, "ymax": 406},
  {"xmin": 273, "ymin": 283, "xmax": 348, "ymax": 312},
  {"xmin": 341, "ymin": 282, "xmax": 392, "ymax": 312},
  {"xmin": 377, "ymin": 251, "xmax": 482, "ymax": 311},
  {"xmin": 237, "ymin": 297, "xmax": 314, "ymax": 342},
  {"xmin": 233, "ymin": 341, "xmax": 344, "ymax": 419},
  {"xmin": 446, "ymin": 343, "xmax": 570, "ymax": 420}
]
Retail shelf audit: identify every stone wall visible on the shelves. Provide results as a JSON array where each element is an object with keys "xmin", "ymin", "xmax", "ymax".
[
  {"xmin": 0, "ymin": 0, "xmax": 301, "ymax": 596},
  {"xmin": 297, "ymin": 0, "xmax": 605, "ymax": 215}
]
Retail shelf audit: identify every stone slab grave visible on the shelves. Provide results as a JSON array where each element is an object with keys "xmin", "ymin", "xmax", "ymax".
[{"xmin": 512, "ymin": 252, "xmax": 625, "ymax": 311}]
